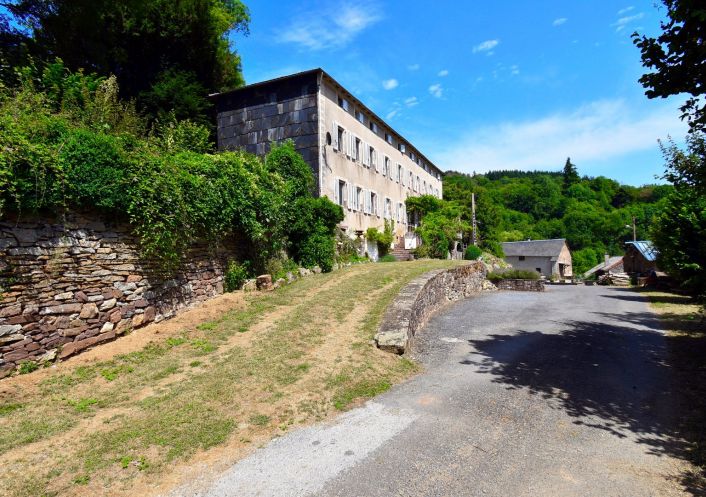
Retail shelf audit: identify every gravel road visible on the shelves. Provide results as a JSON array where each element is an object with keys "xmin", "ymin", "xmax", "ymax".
[{"xmin": 187, "ymin": 285, "xmax": 691, "ymax": 497}]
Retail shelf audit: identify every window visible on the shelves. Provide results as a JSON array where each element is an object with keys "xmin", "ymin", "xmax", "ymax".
[
  {"xmin": 369, "ymin": 146, "xmax": 376, "ymax": 170},
  {"xmin": 383, "ymin": 156, "xmax": 391, "ymax": 177},
  {"xmin": 354, "ymin": 137, "xmax": 361, "ymax": 161},
  {"xmin": 335, "ymin": 179, "xmax": 347, "ymax": 207},
  {"xmin": 385, "ymin": 133, "xmax": 393, "ymax": 145},
  {"xmin": 410, "ymin": 152, "xmax": 416, "ymax": 161},
  {"xmin": 338, "ymin": 96, "xmax": 350, "ymax": 111},
  {"xmin": 384, "ymin": 197, "xmax": 392, "ymax": 219},
  {"xmin": 408, "ymin": 171, "xmax": 413, "ymax": 189},
  {"xmin": 519, "ymin": 256, "xmax": 526, "ymax": 261},
  {"xmin": 370, "ymin": 192, "xmax": 379, "ymax": 216},
  {"xmin": 355, "ymin": 110, "xmax": 365, "ymax": 124},
  {"xmin": 370, "ymin": 121, "xmax": 378, "ymax": 133},
  {"xmin": 397, "ymin": 164, "xmax": 402, "ymax": 183},
  {"xmin": 355, "ymin": 186, "xmax": 363, "ymax": 211},
  {"xmin": 536, "ymin": 268, "xmax": 542, "ymax": 273},
  {"xmin": 337, "ymin": 127, "xmax": 344, "ymax": 153},
  {"xmin": 415, "ymin": 175, "xmax": 420, "ymax": 192},
  {"xmin": 398, "ymin": 142, "xmax": 406, "ymax": 153},
  {"xmin": 422, "ymin": 180, "xmax": 426, "ymax": 193}
]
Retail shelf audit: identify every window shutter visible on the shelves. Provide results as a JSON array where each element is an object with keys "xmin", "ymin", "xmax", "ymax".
[
  {"xmin": 333, "ymin": 178, "xmax": 339, "ymax": 205},
  {"xmin": 376, "ymin": 194, "xmax": 381, "ymax": 217},
  {"xmin": 348, "ymin": 182, "xmax": 354, "ymax": 210},
  {"xmin": 365, "ymin": 190, "xmax": 370, "ymax": 214},
  {"xmin": 343, "ymin": 130, "xmax": 350, "ymax": 157},
  {"xmin": 401, "ymin": 167, "xmax": 406, "ymax": 186},
  {"xmin": 363, "ymin": 143, "xmax": 369, "ymax": 167},
  {"xmin": 332, "ymin": 121, "xmax": 338, "ymax": 151}
]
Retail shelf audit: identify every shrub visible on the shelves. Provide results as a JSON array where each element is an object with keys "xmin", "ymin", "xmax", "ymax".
[
  {"xmin": 297, "ymin": 229, "xmax": 336, "ymax": 272},
  {"xmin": 378, "ymin": 254, "xmax": 397, "ymax": 263},
  {"xmin": 366, "ymin": 220, "xmax": 394, "ymax": 257},
  {"xmin": 464, "ymin": 245, "xmax": 482, "ymax": 260},
  {"xmin": 224, "ymin": 260, "xmax": 250, "ymax": 292},
  {"xmin": 18, "ymin": 361, "xmax": 39, "ymax": 374},
  {"xmin": 480, "ymin": 240, "xmax": 504, "ymax": 258},
  {"xmin": 487, "ymin": 269, "xmax": 540, "ymax": 281}
]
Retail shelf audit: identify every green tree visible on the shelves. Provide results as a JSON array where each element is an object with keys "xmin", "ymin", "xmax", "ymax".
[
  {"xmin": 633, "ymin": 0, "xmax": 706, "ymax": 132},
  {"xmin": 562, "ymin": 157, "xmax": 579, "ymax": 192},
  {"xmin": 2, "ymin": 0, "xmax": 250, "ymax": 122}
]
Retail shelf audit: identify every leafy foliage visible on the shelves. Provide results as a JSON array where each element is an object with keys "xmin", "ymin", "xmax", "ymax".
[
  {"xmin": 464, "ymin": 245, "xmax": 482, "ymax": 261},
  {"xmin": 443, "ymin": 165, "xmax": 671, "ymax": 274},
  {"xmin": 0, "ymin": 65, "xmax": 340, "ymax": 275},
  {"xmin": 633, "ymin": 1, "xmax": 706, "ymax": 132},
  {"xmin": 652, "ymin": 134, "xmax": 706, "ymax": 301},
  {"xmin": 365, "ymin": 220, "xmax": 394, "ymax": 258},
  {"xmin": 408, "ymin": 195, "xmax": 468, "ymax": 259},
  {"xmin": 2, "ymin": 0, "xmax": 250, "ymax": 123},
  {"xmin": 224, "ymin": 260, "xmax": 250, "ymax": 292},
  {"xmin": 487, "ymin": 269, "xmax": 540, "ymax": 281}
]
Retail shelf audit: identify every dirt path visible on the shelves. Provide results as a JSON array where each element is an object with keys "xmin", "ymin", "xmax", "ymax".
[{"xmin": 0, "ymin": 260, "xmax": 459, "ymax": 497}]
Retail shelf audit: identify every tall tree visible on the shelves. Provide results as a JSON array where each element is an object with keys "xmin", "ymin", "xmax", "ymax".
[
  {"xmin": 1, "ymin": 0, "xmax": 250, "ymax": 123},
  {"xmin": 562, "ymin": 157, "xmax": 579, "ymax": 192},
  {"xmin": 632, "ymin": 0, "xmax": 706, "ymax": 133}
]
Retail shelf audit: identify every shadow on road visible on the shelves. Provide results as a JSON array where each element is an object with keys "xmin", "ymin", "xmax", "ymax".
[{"xmin": 463, "ymin": 300, "xmax": 706, "ymax": 496}]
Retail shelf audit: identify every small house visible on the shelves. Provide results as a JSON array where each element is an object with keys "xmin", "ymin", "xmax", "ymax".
[
  {"xmin": 501, "ymin": 239, "xmax": 573, "ymax": 279},
  {"xmin": 624, "ymin": 241, "xmax": 658, "ymax": 275}
]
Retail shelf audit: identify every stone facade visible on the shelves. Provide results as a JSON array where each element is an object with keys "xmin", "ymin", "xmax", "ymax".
[
  {"xmin": 214, "ymin": 71, "xmax": 321, "ymax": 189},
  {"xmin": 493, "ymin": 279, "xmax": 545, "ymax": 292},
  {"xmin": 0, "ymin": 214, "xmax": 235, "ymax": 377},
  {"xmin": 375, "ymin": 262, "xmax": 491, "ymax": 354}
]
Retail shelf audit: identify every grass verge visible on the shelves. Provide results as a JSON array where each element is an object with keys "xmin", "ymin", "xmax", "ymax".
[{"xmin": 0, "ymin": 259, "xmax": 460, "ymax": 497}]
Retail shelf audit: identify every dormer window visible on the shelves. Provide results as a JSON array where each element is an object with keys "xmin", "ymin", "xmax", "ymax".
[
  {"xmin": 370, "ymin": 122, "xmax": 379, "ymax": 133},
  {"xmin": 385, "ymin": 133, "xmax": 393, "ymax": 145},
  {"xmin": 355, "ymin": 110, "xmax": 365, "ymax": 123},
  {"xmin": 398, "ymin": 143, "xmax": 406, "ymax": 153},
  {"xmin": 338, "ymin": 96, "xmax": 350, "ymax": 111}
]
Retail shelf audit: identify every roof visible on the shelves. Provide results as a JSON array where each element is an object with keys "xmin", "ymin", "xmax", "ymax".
[
  {"xmin": 502, "ymin": 239, "xmax": 568, "ymax": 258},
  {"xmin": 209, "ymin": 68, "xmax": 443, "ymax": 177},
  {"xmin": 625, "ymin": 241, "xmax": 658, "ymax": 262},
  {"xmin": 584, "ymin": 256, "xmax": 624, "ymax": 277}
]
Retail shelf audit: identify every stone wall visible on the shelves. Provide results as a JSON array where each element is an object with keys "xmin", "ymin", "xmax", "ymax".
[
  {"xmin": 0, "ymin": 214, "xmax": 236, "ymax": 377},
  {"xmin": 493, "ymin": 279, "xmax": 545, "ymax": 292},
  {"xmin": 214, "ymin": 70, "xmax": 321, "ymax": 188},
  {"xmin": 375, "ymin": 262, "xmax": 493, "ymax": 354}
]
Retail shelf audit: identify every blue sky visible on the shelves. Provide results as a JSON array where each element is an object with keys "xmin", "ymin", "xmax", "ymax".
[{"xmin": 233, "ymin": 1, "xmax": 687, "ymax": 186}]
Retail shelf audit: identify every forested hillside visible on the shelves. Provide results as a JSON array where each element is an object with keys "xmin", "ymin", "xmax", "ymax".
[{"xmin": 442, "ymin": 163, "xmax": 673, "ymax": 274}]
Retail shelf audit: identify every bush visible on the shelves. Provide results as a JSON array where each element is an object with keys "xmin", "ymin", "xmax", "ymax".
[
  {"xmin": 378, "ymin": 254, "xmax": 397, "ymax": 263},
  {"xmin": 487, "ymin": 269, "xmax": 540, "ymax": 281},
  {"xmin": 480, "ymin": 240, "xmax": 504, "ymax": 258},
  {"xmin": 298, "ymin": 229, "xmax": 336, "ymax": 272},
  {"xmin": 224, "ymin": 260, "xmax": 250, "ymax": 292},
  {"xmin": 366, "ymin": 220, "xmax": 394, "ymax": 257},
  {"xmin": 464, "ymin": 245, "xmax": 482, "ymax": 260}
]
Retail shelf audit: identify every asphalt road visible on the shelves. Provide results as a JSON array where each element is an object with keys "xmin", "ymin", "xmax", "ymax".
[{"xmin": 188, "ymin": 285, "xmax": 690, "ymax": 497}]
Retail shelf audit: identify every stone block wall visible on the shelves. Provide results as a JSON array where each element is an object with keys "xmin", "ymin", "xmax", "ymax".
[
  {"xmin": 0, "ymin": 214, "xmax": 235, "ymax": 377},
  {"xmin": 493, "ymin": 279, "xmax": 545, "ymax": 292},
  {"xmin": 214, "ymin": 70, "xmax": 321, "ymax": 189},
  {"xmin": 375, "ymin": 262, "xmax": 492, "ymax": 354}
]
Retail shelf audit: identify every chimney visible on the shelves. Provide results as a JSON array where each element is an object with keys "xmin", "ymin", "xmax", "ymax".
[{"xmin": 605, "ymin": 254, "xmax": 610, "ymax": 267}]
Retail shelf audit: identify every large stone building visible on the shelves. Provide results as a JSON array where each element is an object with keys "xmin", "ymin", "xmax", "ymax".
[
  {"xmin": 210, "ymin": 69, "xmax": 443, "ymax": 244},
  {"xmin": 502, "ymin": 239, "xmax": 573, "ymax": 279}
]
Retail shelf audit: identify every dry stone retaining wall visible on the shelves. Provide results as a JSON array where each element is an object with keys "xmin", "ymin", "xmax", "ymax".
[
  {"xmin": 375, "ymin": 262, "xmax": 492, "ymax": 354},
  {"xmin": 493, "ymin": 279, "xmax": 545, "ymax": 292},
  {"xmin": 0, "ymin": 214, "xmax": 236, "ymax": 377}
]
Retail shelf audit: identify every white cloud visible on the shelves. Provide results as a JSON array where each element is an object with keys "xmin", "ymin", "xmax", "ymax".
[
  {"xmin": 613, "ymin": 12, "xmax": 644, "ymax": 32},
  {"xmin": 404, "ymin": 96, "xmax": 419, "ymax": 107},
  {"xmin": 473, "ymin": 39, "xmax": 499, "ymax": 54},
  {"xmin": 386, "ymin": 109, "xmax": 399, "ymax": 120},
  {"xmin": 428, "ymin": 83, "xmax": 443, "ymax": 98},
  {"xmin": 552, "ymin": 18, "xmax": 567, "ymax": 26},
  {"xmin": 434, "ymin": 100, "xmax": 687, "ymax": 175},
  {"xmin": 277, "ymin": 1, "xmax": 382, "ymax": 51},
  {"xmin": 438, "ymin": 69, "xmax": 449, "ymax": 77},
  {"xmin": 617, "ymin": 6, "xmax": 635, "ymax": 15},
  {"xmin": 510, "ymin": 65, "xmax": 520, "ymax": 76},
  {"xmin": 382, "ymin": 79, "xmax": 399, "ymax": 90},
  {"xmin": 407, "ymin": 64, "xmax": 420, "ymax": 71}
]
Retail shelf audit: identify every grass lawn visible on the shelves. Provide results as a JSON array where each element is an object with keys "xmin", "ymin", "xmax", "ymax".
[
  {"xmin": 641, "ymin": 289, "xmax": 706, "ymax": 493},
  {"xmin": 0, "ymin": 259, "xmax": 460, "ymax": 497}
]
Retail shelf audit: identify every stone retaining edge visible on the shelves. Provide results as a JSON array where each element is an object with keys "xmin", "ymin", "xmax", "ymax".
[{"xmin": 374, "ymin": 262, "xmax": 493, "ymax": 354}]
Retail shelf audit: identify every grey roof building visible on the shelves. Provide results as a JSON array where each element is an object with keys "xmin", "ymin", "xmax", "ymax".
[
  {"xmin": 584, "ymin": 256, "xmax": 624, "ymax": 278},
  {"xmin": 502, "ymin": 239, "xmax": 573, "ymax": 279}
]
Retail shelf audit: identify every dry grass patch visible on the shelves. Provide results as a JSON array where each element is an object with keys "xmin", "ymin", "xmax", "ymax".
[{"xmin": 0, "ymin": 259, "xmax": 460, "ymax": 497}]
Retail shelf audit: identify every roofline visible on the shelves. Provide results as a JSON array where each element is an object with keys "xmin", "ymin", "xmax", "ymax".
[
  {"xmin": 502, "ymin": 238, "xmax": 567, "ymax": 244},
  {"xmin": 209, "ymin": 68, "xmax": 444, "ymax": 177}
]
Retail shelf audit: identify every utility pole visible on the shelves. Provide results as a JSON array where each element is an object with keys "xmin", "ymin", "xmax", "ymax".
[
  {"xmin": 471, "ymin": 192, "xmax": 478, "ymax": 246},
  {"xmin": 632, "ymin": 216, "xmax": 636, "ymax": 242}
]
